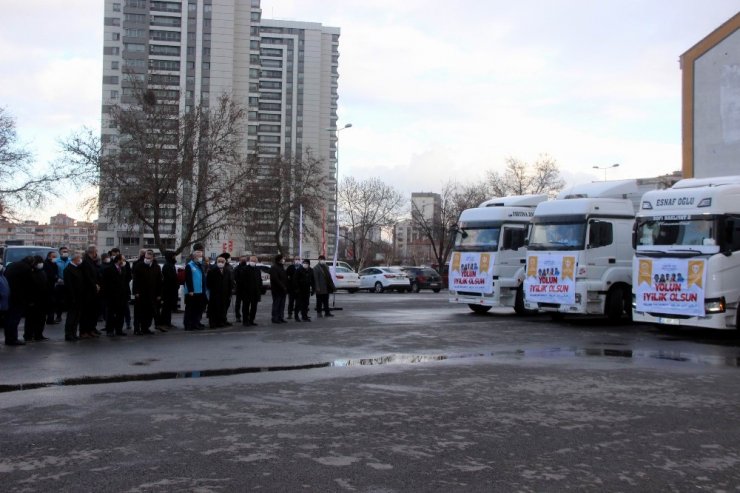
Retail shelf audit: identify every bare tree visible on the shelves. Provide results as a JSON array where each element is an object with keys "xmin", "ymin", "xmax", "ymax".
[
  {"xmin": 411, "ymin": 181, "xmax": 489, "ymax": 270},
  {"xmin": 486, "ymin": 154, "xmax": 565, "ymax": 198},
  {"xmin": 0, "ymin": 107, "xmax": 81, "ymax": 220},
  {"xmin": 243, "ymin": 149, "xmax": 328, "ymax": 255},
  {"xmin": 338, "ymin": 177, "xmax": 404, "ymax": 270},
  {"xmin": 60, "ymin": 84, "xmax": 255, "ymax": 256}
]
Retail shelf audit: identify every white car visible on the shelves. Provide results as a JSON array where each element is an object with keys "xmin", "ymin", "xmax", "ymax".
[
  {"xmin": 358, "ymin": 266, "xmax": 411, "ymax": 293},
  {"xmin": 331, "ymin": 266, "xmax": 360, "ymax": 293}
]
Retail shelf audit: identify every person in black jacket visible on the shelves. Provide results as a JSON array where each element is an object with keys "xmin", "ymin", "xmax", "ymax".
[
  {"xmin": 43, "ymin": 251, "xmax": 59, "ymax": 325},
  {"xmin": 78, "ymin": 245, "xmax": 101, "ymax": 338},
  {"xmin": 206, "ymin": 255, "xmax": 229, "ymax": 328},
  {"xmin": 24, "ymin": 256, "xmax": 50, "ymax": 341},
  {"xmin": 233, "ymin": 256, "xmax": 247, "ymax": 322},
  {"xmin": 158, "ymin": 251, "xmax": 179, "ymax": 330},
  {"xmin": 3, "ymin": 255, "xmax": 34, "ymax": 346},
  {"xmin": 102, "ymin": 254, "xmax": 129, "ymax": 336},
  {"xmin": 269, "ymin": 254, "xmax": 288, "ymax": 323},
  {"xmin": 285, "ymin": 256, "xmax": 300, "ymax": 319},
  {"xmin": 63, "ymin": 252, "xmax": 85, "ymax": 341},
  {"xmin": 294, "ymin": 259, "xmax": 314, "ymax": 322},
  {"xmin": 235, "ymin": 255, "xmax": 262, "ymax": 326},
  {"xmin": 220, "ymin": 252, "xmax": 234, "ymax": 326},
  {"xmin": 132, "ymin": 250, "xmax": 162, "ymax": 335}
]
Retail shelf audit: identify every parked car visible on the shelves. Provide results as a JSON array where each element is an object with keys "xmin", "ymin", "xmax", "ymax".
[
  {"xmin": 402, "ymin": 266, "xmax": 443, "ymax": 293},
  {"xmin": 331, "ymin": 266, "xmax": 360, "ymax": 293},
  {"xmin": 358, "ymin": 266, "xmax": 411, "ymax": 293},
  {"xmin": 2, "ymin": 245, "xmax": 57, "ymax": 266}
]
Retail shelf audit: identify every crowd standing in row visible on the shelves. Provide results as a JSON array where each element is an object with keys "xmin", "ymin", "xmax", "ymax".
[{"xmin": 1, "ymin": 244, "xmax": 337, "ymax": 346}]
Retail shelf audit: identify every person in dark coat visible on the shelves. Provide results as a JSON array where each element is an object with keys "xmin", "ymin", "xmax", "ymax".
[
  {"xmin": 220, "ymin": 252, "xmax": 234, "ymax": 326},
  {"xmin": 235, "ymin": 255, "xmax": 262, "ymax": 326},
  {"xmin": 206, "ymin": 255, "xmax": 229, "ymax": 328},
  {"xmin": 102, "ymin": 254, "xmax": 129, "ymax": 336},
  {"xmin": 233, "ymin": 256, "xmax": 247, "ymax": 322},
  {"xmin": 43, "ymin": 251, "xmax": 60, "ymax": 325},
  {"xmin": 184, "ymin": 250, "xmax": 207, "ymax": 331},
  {"xmin": 132, "ymin": 250, "xmax": 162, "ymax": 335},
  {"xmin": 294, "ymin": 259, "xmax": 314, "ymax": 322},
  {"xmin": 269, "ymin": 254, "xmax": 288, "ymax": 324},
  {"xmin": 109, "ymin": 248, "xmax": 133, "ymax": 331},
  {"xmin": 313, "ymin": 255, "xmax": 336, "ymax": 318},
  {"xmin": 63, "ymin": 252, "xmax": 85, "ymax": 341},
  {"xmin": 3, "ymin": 256, "xmax": 34, "ymax": 345},
  {"xmin": 0, "ymin": 263, "xmax": 9, "ymax": 334},
  {"xmin": 158, "ymin": 251, "xmax": 179, "ymax": 330},
  {"xmin": 78, "ymin": 245, "xmax": 101, "ymax": 338},
  {"xmin": 24, "ymin": 256, "xmax": 50, "ymax": 341},
  {"xmin": 285, "ymin": 256, "xmax": 300, "ymax": 319}
]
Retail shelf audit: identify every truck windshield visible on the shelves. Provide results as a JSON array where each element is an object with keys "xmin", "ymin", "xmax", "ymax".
[
  {"xmin": 454, "ymin": 227, "xmax": 501, "ymax": 252},
  {"xmin": 636, "ymin": 218, "xmax": 719, "ymax": 252},
  {"xmin": 528, "ymin": 222, "xmax": 586, "ymax": 251}
]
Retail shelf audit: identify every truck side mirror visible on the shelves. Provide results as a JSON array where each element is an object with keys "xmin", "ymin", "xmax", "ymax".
[{"xmin": 632, "ymin": 222, "xmax": 638, "ymax": 250}]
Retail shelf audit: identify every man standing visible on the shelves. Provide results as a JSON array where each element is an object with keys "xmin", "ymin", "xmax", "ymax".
[
  {"xmin": 24, "ymin": 256, "xmax": 50, "ymax": 342},
  {"xmin": 132, "ymin": 250, "xmax": 162, "ymax": 335},
  {"xmin": 43, "ymin": 250, "xmax": 59, "ymax": 325},
  {"xmin": 294, "ymin": 259, "xmax": 314, "ymax": 322},
  {"xmin": 63, "ymin": 252, "xmax": 85, "ymax": 341},
  {"xmin": 285, "ymin": 256, "xmax": 300, "ymax": 319},
  {"xmin": 54, "ymin": 246, "xmax": 72, "ymax": 323},
  {"xmin": 0, "ymin": 263, "xmax": 9, "ymax": 336},
  {"xmin": 184, "ymin": 249, "xmax": 207, "ymax": 331},
  {"xmin": 233, "ymin": 255, "xmax": 247, "ymax": 323},
  {"xmin": 79, "ymin": 245, "xmax": 101, "ymax": 338},
  {"xmin": 109, "ymin": 247, "xmax": 132, "ymax": 331},
  {"xmin": 236, "ymin": 255, "xmax": 262, "ymax": 326},
  {"xmin": 220, "ymin": 252, "xmax": 234, "ymax": 326},
  {"xmin": 102, "ymin": 254, "xmax": 128, "ymax": 336},
  {"xmin": 269, "ymin": 254, "xmax": 288, "ymax": 324},
  {"xmin": 313, "ymin": 255, "xmax": 336, "ymax": 318},
  {"xmin": 206, "ymin": 255, "xmax": 229, "ymax": 329},
  {"xmin": 158, "ymin": 251, "xmax": 179, "ymax": 330},
  {"xmin": 3, "ymin": 255, "xmax": 33, "ymax": 346}
]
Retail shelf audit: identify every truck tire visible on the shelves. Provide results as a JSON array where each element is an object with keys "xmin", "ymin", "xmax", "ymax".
[
  {"xmin": 468, "ymin": 304, "xmax": 491, "ymax": 314},
  {"xmin": 514, "ymin": 286, "xmax": 535, "ymax": 316},
  {"xmin": 606, "ymin": 286, "xmax": 626, "ymax": 322}
]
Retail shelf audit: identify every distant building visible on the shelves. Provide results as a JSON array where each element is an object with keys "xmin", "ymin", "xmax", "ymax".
[
  {"xmin": 0, "ymin": 214, "xmax": 97, "ymax": 250},
  {"xmin": 681, "ymin": 12, "xmax": 740, "ymax": 178},
  {"xmin": 99, "ymin": 0, "xmax": 341, "ymax": 258}
]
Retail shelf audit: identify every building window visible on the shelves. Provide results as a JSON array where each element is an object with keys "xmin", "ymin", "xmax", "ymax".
[
  {"xmin": 112, "ymin": 32, "xmax": 120, "ymax": 41},
  {"xmin": 111, "ymin": 61, "xmax": 119, "ymax": 70},
  {"xmin": 124, "ymin": 13, "xmax": 146, "ymax": 23},
  {"xmin": 106, "ymin": 237, "xmax": 115, "ymax": 247},
  {"xmin": 110, "ymin": 90, "xmax": 119, "ymax": 99},
  {"xmin": 124, "ymin": 42, "xmax": 146, "ymax": 53}
]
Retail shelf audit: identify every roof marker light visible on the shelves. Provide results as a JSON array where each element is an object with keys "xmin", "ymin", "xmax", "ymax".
[
  {"xmin": 641, "ymin": 201, "xmax": 652, "ymax": 210},
  {"xmin": 697, "ymin": 198, "xmax": 712, "ymax": 208}
]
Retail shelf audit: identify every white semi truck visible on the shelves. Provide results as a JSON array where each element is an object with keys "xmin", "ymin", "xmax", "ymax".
[
  {"xmin": 448, "ymin": 194, "xmax": 547, "ymax": 314},
  {"xmin": 523, "ymin": 180, "xmax": 637, "ymax": 321},
  {"xmin": 632, "ymin": 175, "xmax": 740, "ymax": 330}
]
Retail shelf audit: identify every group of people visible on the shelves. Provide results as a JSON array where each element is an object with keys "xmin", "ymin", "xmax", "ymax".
[{"xmin": 1, "ymin": 243, "xmax": 339, "ymax": 346}]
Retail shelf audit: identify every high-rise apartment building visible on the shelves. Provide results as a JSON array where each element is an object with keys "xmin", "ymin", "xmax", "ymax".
[{"xmin": 99, "ymin": 0, "xmax": 340, "ymax": 259}]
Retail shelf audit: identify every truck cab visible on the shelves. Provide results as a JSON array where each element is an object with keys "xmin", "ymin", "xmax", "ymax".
[
  {"xmin": 449, "ymin": 194, "xmax": 547, "ymax": 314},
  {"xmin": 523, "ymin": 180, "xmax": 637, "ymax": 321},
  {"xmin": 632, "ymin": 175, "xmax": 740, "ymax": 330}
]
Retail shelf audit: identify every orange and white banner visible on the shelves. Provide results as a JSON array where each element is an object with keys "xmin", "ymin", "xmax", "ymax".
[
  {"xmin": 633, "ymin": 258, "xmax": 706, "ymax": 316},
  {"xmin": 449, "ymin": 252, "xmax": 495, "ymax": 294},
  {"xmin": 524, "ymin": 253, "xmax": 577, "ymax": 304}
]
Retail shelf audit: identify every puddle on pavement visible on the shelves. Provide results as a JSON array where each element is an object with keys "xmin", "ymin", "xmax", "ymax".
[
  {"xmin": 4, "ymin": 346, "xmax": 740, "ymax": 394},
  {"xmin": 331, "ymin": 347, "xmax": 740, "ymax": 369}
]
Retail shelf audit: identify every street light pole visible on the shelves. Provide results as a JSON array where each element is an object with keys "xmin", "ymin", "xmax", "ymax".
[
  {"xmin": 330, "ymin": 123, "xmax": 352, "ymax": 269},
  {"xmin": 593, "ymin": 163, "xmax": 620, "ymax": 181}
]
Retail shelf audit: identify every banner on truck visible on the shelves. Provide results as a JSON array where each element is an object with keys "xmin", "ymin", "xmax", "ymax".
[
  {"xmin": 524, "ymin": 253, "xmax": 576, "ymax": 304},
  {"xmin": 634, "ymin": 258, "xmax": 706, "ymax": 316},
  {"xmin": 449, "ymin": 252, "xmax": 494, "ymax": 294}
]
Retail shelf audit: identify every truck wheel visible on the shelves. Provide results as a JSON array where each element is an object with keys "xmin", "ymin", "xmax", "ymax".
[
  {"xmin": 432, "ymin": 288, "xmax": 441, "ymax": 293},
  {"xmin": 606, "ymin": 286, "xmax": 626, "ymax": 322},
  {"xmin": 514, "ymin": 286, "xmax": 533, "ymax": 316},
  {"xmin": 468, "ymin": 304, "xmax": 492, "ymax": 314},
  {"xmin": 373, "ymin": 282, "xmax": 384, "ymax": 293}
]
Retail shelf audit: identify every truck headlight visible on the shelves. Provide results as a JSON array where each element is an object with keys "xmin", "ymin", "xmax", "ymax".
[{"xmin": 705, "ymin": 297, "xmax": 726, "ymax": 313}]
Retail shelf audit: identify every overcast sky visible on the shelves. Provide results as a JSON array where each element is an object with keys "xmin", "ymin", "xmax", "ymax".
[{"xmin": 0, "ymin": 0, "xmax": 738, "ymax": 222}]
